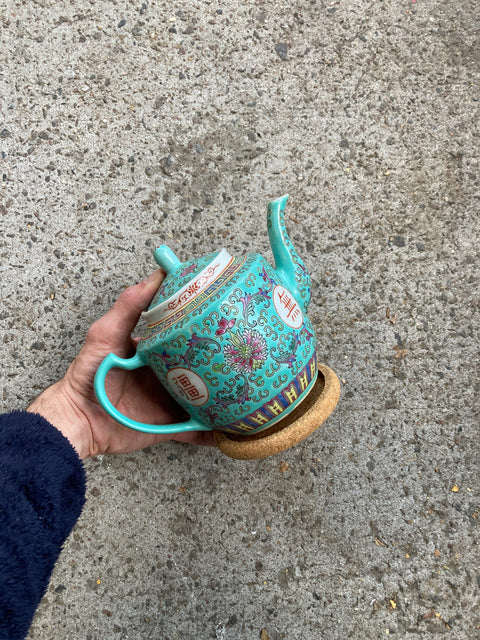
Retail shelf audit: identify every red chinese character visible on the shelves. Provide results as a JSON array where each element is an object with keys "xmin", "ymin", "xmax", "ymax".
[
  {"xmin": 185, "ymin": 385, "xmax": 204, "ymax": 401},
  {"xmin": 278, "ymin": 290, "xmax": 298, "ymax": 319},
  {"xmin": 173, "ymin": 374, "xmax": 205, "ymax": 401},
  {"xmin": 290, "ymin": 307, "xmax": 301, "ymax": 322},
  {"xmin": 174, "ymin": 374, "xmax": 190, "ymax": 389}
]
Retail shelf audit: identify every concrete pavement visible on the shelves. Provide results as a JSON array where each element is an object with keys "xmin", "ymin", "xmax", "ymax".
[{"xmin": 1, "ymin": 0, "xmax": 478, "ymax": 638}]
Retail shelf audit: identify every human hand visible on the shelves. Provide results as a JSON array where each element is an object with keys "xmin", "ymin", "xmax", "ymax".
[{"xmin": 28, "ymin": 270, "xmax": 216, "ymax": 458}]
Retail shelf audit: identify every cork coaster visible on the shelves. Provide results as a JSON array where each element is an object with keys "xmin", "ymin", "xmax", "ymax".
[{"xmin": 214, "ymin": 363, "xmax": 340, "ymax": 460}]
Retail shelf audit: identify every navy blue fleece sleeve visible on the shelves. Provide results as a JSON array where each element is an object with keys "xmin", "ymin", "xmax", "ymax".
[{"xmin": 0, "ymin": 411, "xmax": 86, "ymax": 640}]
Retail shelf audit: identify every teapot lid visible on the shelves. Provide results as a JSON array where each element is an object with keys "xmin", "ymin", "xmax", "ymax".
[{"xmin": 142, "ymin": 246, "xmax": 233, "ymax": 325}]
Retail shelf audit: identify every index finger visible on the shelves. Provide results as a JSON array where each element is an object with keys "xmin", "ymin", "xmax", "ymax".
[{"xmin": 89, "ymin": 270, "xmax": 165, "ymax": 349}]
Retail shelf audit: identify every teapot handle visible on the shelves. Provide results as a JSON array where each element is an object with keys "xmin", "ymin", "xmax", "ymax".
[{"xmin": 94, "ymin": 352, "xmax": 212, "ymax": 434}]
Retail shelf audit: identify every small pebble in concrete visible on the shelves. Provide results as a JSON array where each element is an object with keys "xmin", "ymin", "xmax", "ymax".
[{"xmin": 275, "ymin": 43, "xmax": 288, "ymax": 60}]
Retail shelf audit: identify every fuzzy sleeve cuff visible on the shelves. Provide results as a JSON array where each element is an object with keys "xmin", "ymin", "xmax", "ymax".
[{"xmin": 0, "ymin": 411, "xmax": 86, "ymax": 640}]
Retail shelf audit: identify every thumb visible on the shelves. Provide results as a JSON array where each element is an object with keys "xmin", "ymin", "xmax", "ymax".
[
  {"xmin": 104, "ymin": 269, "xmax": 164, "ymax": 335},
  {"xmin": 65, "ymin": 270, "xmax": 165, "ymax": 391},
  {"xmin": 88, "ymin": 270, "xmax": 165, "ymax": 350}
]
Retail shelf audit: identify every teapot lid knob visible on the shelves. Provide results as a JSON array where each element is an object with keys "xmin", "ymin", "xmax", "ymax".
[{"xmin": 153, "ymin": 245, "xmax": 181, "ymax": 274}]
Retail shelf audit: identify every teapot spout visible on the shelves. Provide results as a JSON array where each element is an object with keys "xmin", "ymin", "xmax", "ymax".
[{"xmin": 267, "ymin": 195, "xmax": 312, "ymax": 312}]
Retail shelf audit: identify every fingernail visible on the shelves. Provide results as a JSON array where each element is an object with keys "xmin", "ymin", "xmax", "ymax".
[{"xmin": 145, "ymin": 269, "xmax": 164, "ymax": 286}]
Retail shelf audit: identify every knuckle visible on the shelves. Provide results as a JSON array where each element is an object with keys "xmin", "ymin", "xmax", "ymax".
[
  {"xmin": 118, "ymin": 283, "xmax": 145, "ymax": 314},
  {"xmin": 120, "ymin": 284, "xmax": 138, "ymax": 304},
  {"xmin": 86, "ymin": 319, "xmax": 103, "ymax": 343}
]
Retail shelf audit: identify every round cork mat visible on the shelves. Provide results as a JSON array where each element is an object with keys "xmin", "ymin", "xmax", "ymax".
[{"xmin": 214, "ymin": 363, "xmax": 340, "ymax": 460}]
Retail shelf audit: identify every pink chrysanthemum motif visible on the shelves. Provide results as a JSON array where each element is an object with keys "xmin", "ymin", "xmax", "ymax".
[
  {"xmin": 180, "ymin": 262, "xmax": 198, "ymax": 277},
  {"xmin": 224, "ymin": 329, "xmax": 268, "ymax": 374}
]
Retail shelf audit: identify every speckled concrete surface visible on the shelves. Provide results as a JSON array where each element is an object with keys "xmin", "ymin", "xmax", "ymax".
[{"xmin": 1, "ymin": 0, "xmax": 479, "ymax": 638}]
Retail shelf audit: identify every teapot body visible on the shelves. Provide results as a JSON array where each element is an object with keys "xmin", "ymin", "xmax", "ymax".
[
  {"xmin": 137, "ymin": 252, "xmax": 316, "ymax": 434},
  {"xmin": 94, "ymin": 195, "xmax": 318, "ymax": 436}
]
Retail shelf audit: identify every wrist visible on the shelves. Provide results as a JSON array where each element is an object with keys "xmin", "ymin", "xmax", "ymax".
[{"xmin": 27, "ymin": 381, "xmax": 92, "ymax": 459}]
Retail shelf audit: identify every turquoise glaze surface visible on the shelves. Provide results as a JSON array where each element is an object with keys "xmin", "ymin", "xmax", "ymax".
[
  {"xmin": 147, "ymin": 250, "xmax": 222, "ymax": 310},
  {"xmin": 94, "ymin": 195, "xmax": 317, "ymax": 435}
]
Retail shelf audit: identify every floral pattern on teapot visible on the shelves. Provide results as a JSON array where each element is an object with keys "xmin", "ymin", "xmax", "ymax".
[{"xmin": 138, "ymin": 256, "xmax": 316, "ymax": 434}]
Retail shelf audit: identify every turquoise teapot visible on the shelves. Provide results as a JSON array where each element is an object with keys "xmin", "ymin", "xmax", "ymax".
[{"xmin": 94, "ymin": 195, "xmax": 317, "ymax": 436}]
